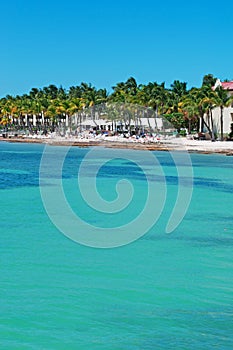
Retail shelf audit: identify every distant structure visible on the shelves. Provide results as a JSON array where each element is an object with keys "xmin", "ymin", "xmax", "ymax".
[{"xmin": 69, "ymin": 103, "xmax": 176, "ymax": 136}]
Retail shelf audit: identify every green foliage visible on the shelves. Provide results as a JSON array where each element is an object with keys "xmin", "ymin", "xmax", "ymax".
[
  {"xmin": 179, "ymin": 129, "xmax": 187, "ymax": 136},
  {"xmin": 163, "ymin": 113, "xmax": 186, "ymax": 132},
  {"xmin": 202, "ymin": 74, "xmax": 217, "ymax": 87},
  {"xmin": 170, "ymin": 80, "xmax": 187, "ymax": 97},
  {"xmin": 0, "ymin": 75, "xmax": 232, "ymax": 137}
]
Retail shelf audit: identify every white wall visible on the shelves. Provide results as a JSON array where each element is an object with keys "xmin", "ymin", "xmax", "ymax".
[{"xmin": 206, "ymin": 106, "xmax": 233, "ymax": 135}]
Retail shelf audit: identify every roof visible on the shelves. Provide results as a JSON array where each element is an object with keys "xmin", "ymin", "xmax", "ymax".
[
  {"xmin": 221, "ymin": 82, "xmax": 233, "ymax": 90},
  {"xmin": 212, "ymin": 79, "xmax": 233, "ymax": 91}
]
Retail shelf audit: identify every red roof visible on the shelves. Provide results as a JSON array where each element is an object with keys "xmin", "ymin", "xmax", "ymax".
[{"xmin": 221, "ymin": 82, "xmax": 233, "ymax": 90}]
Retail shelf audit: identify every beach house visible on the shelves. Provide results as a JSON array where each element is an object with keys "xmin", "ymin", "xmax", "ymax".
[{"xmin": 204, "ymin": 79, "xmax": 233, "ymax": 138}]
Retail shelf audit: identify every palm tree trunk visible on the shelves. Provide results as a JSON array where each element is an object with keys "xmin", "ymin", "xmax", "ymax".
[
  {"xmin": 154, "ymin": 106, "xmax": 158, "ymax": 132},
  {"xmin": 220, "ymin": 106, "xmax": 224, "ymax": 141},
  {"xmin": 79, "ymin": 113, "xmax": 82, "ymax": 132},
  {"xmin": 199, "ymin": 111, "xmax": 212, "ymax": 136},
  {"xmin": 202, "ymin": 118, "xmax": 212, "ymax": 136},
  {"xmin": 145, "ymin": 109, "xmax": 153, "ymax": 135},
  {"xmin": 188, "ymin": 118, "xmax": 191, "ymax": 134},
  {"xmin": 128, "ymin": 116, "xmax": 131, "ymax": 135},
  {"xmin": 200, "ymin": 116, "xmax": 204, "ymax": 132},
  {"xmin": 210, "ymin": 109, "xmax": 215, "ymax": 141}
]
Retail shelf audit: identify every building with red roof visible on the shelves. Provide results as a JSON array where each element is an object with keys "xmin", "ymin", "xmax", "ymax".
[
  {"xmin": 221, "ymin": 81, "xmax": 233, "ymax": 91},
  {"xmin": 204, "ymin": 79, "xmax": 233, "ymax": 139},
  {"xmin": 213, "ymin": 79, "xmax": 233, "ymax": 94}
]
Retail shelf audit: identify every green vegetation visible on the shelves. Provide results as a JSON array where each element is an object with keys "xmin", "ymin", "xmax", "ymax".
[{"xmin": 0, "ymin": 74, "xmax": 232, "ymax": 139}]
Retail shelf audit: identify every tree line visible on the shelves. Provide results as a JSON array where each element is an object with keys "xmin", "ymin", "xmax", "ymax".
[{"xmin": 0, "ymin": 74, "xmax": 232, "ymax": 140}]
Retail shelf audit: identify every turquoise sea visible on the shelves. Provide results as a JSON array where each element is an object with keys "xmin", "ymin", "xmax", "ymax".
[{"xmin": 1, "ymin": 141, "xmax": 233, "ymax": 349}]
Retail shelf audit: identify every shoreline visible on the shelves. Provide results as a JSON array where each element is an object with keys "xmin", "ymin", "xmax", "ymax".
[{"xmin": 1, "ymin": 136, "xmax": 233, "ymax": 155}]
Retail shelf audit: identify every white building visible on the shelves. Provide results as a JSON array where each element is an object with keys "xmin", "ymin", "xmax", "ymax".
[
  {"xmin": 204, "ymin": 80, "xmax": 233, "ymax": 137},
  {"xmin": 71, "ymin": 104, "xmax": 174, "ymax": 135}
]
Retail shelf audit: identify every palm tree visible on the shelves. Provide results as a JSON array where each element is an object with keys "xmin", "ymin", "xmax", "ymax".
[
  {"xmin": 180, "ymin": 96, "xmax": 199, "ymax": 134},
  {"xmin": 0, "ymin": 96, "xmax": 19, "ymax": 128},
  {"xmin": 45, "ymin": 103, "xmax": 58, "ymax": 129},
  {"xmin": 53, "ymin": 99, "xmax": 71, "ymax": 127},
  {"xmin": 0, "ymin": 98, "xmax": 11, "ymax": 128},
  {"xmin": 68, "ymin": 86, "xmax": 82, "ymax": 99},
  {"xmin": 171, "ymin": 80, "xmax": 187, "ymax": 98},
  {"xmin": 184, "ymin": 87, "xmax": 219, "ymax": 139},
  {"xmin": 42, "ymin": 85, "xmax": 59, "ymax": 100},
  {"xmin": 202, "ymin": 74, "xmax": 217, "ymax": 88},
  {"xmin": 110, "ymin": 77, "xmax": 138, "ymax": 104},
  {"xmin": 81, "ymin": 84, "xmax": 107, "ymax": 123},
  {"xmin": 200, "ymin": 90, "xmax": 219, "ymax": 140},
  {"xmin": 110, "ymin": 82, "xmax": 128, "ymax": 103},
  {"xmin": 67, "ymin": 98, "xmax": 85, "ymax": 131},
  {"xmin": 187, "ymin": 86, "xmax": 214, "ymax": 135}
]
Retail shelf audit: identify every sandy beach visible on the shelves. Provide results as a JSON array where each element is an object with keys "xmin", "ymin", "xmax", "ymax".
[{"xmin": 1, "ymin": 135, "xmax": 233, "ymax": 155}]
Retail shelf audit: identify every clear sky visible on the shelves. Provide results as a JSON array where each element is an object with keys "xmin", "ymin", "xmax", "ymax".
[{"xmin": 1, "ymin": 0, "xmax": 233, "ymax": 97}]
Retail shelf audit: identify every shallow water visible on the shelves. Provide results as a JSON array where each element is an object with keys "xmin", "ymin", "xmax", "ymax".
[{"xmin": 0, "ymin": 142, "xmax": 233, "ymax": 349}]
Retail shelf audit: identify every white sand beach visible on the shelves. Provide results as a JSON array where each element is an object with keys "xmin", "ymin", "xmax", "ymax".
[
  {"xmin": 161, "ymin": 138, "xmax": 233, "ymax": 153},
  {"xmin": 1, "ymin": 134, "xmax": 233, "ymax": 155}
]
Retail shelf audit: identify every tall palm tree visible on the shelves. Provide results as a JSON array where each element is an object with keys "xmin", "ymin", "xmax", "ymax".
[
  {"xmin": 68, "ymin": 86, "xmax": 82, "ymax": 99},
  {"xmin": 81, "ymin": 84, "xmax": 107, "ymax": 122},
  {"xmin": 110, "ymin": 77, "xmax": 138, "ymax": 104},
  {"xmin": 200, "ymin": 90, "xmax": 219, "ymax": 140},
  {"xmin": 184, "ymin": 87, "xmax": 219, "ymax": 139},
  {"xmin": 0, "ymin": 98, "xmax": 11, "ymax": 127},
  {"xmin": 42, "ymin": 85, "xmax": 59, "ymax": 100},
  {"xmin": 0, "ymin": 96, "xmax": 19, "ymax": 127},
  {"xmin": 67, "ymin": 98, "xmax": 85, "ymax": 130},
  {"xmin": 180, "ymin": 96, "xmax": 199, "ymax": 134},
  {"xmin": 202, "ymin": 74, "xmax": 217, "ymax": 88},
  {"xmin": 171, "ymin": 80, "xmax": 187, "ymax": 98},
  {"xmin": 187, "ymin": 86, "xmax": 214, "ymax": 135}
]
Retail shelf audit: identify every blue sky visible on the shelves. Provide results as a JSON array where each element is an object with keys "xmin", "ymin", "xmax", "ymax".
[{"xmin": 1, "ymin": 0, "xmax": 233, "ymax": 97}]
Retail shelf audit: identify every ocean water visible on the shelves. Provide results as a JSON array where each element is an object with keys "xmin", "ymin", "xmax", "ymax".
[{"xmin": 0, "ymin": 141, "xmax": 233, "ymax": 349}]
